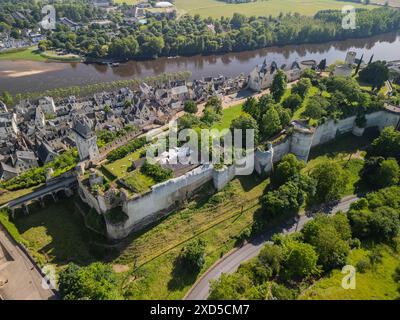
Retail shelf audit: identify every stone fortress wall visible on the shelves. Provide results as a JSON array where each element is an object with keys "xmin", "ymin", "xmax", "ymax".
[{"xmin": 79, "ymin": 107, "xmax": 400, "ymax": 240}]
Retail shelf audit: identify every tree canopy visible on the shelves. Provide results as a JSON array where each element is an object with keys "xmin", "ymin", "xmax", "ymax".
[{"xmin": 58, "ymin": 263, "xmax": 121, "ymax": 300}]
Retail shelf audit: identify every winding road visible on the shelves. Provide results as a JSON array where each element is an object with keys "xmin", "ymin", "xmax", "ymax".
[{"xmin": 184, "ymin": 195, "xmax": 359, "ymax": 300}]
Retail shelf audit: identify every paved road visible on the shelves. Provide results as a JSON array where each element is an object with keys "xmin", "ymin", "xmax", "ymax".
[
  {"xmin": 7, "ymin": 176, "xmax": 76, "ymax": 208},
  {"xmin": 184, "ymin": 195, "xmax": 359, "ymax": 300},
  {"xmin": 0, "ymin": 224, "xmax": 57, "ymax": 300}
]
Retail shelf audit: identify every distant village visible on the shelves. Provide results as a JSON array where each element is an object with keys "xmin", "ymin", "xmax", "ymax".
[{"xmin": 0, "ymin": 0, "xmax": 176, "ymax": 52}]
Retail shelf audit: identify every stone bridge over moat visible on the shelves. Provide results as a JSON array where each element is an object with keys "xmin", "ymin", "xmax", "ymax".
[{"xmin": 7, "ymin": 175, "xmax": 78, "ymax": 215}]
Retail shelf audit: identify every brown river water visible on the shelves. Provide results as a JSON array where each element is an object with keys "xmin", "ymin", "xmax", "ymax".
[{"xmin": 0, "ymin": 32, "xmax": 399, "ymax": 95}]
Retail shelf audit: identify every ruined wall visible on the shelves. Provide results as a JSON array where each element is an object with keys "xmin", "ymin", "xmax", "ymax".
[
  {"xmin": 78, "ymin": 179, "xmax": 108, "ymax": 214},
  {"xmin": 365, "ymin": 110, "xmax": 400, "ymax": 130},
  {"xmin": 213, "ymin": 164, "xmax": 236, "ymax": 191},
  {"xmin": 272, "ymin": 138, "xmax": 291, "ymax": 163},
  {"xmin": 311, "ymin": 116, "xmax": 356, "ymax": 147},
  {"xmin": 254, "ymin": 109, "xmax": 400, "ymax": 176},
  {"xmin": 82, "ymin": 108, "xmax": 400, "ymax": 240},
  {"xmin": 106, "ymin": 165, "xmax": 214, "ymax": 239},
  {"xmin": 290, "ymin": 130, "xmax": 314, "ymax": 162},
  {"xmin": 254, "ymin": 148, "xmax": 273, "ymax": 175}
]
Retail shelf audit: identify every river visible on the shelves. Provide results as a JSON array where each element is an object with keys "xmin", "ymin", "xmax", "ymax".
[{"xmin": 0, "ymin": 32, "xmax": 399, "ymax": 95}]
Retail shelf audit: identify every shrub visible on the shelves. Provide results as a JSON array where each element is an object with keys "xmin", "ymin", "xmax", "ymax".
[
  {"xmin": 58, "ymin": 263, "xmax": 121, "ymax": 300},
  {"xmin": 140, "ymin": 160, "xmax": 173, "ymax": 182},
  {"xmin": 236, "ymin": 227, "xmax": 252, "ymax": 246},
  {"xmin": 184, "ymin": 100, "xmax": 198, "ymax": 114},
  {"xmin": 180, "ymin": 239, "xmax": 206, "ymax": 272},
  {"xmin": 356, "ymin": 258, "xmax": 370, "ymax": 273},
  {"xmin": 106, "ymin": 137, "xmax": 147, "ymax": 162}
]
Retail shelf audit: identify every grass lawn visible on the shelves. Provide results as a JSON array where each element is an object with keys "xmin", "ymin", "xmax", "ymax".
[
  {"xmin": 305, "ymin": 133, "xmax": 376, "ymax": 196},
  {"xmin": 113, "ymin": 0, "xmax": 140, "ymax": 4},
  {"xmin": 5, "ymin": 197, "xmax": 100, "ymax": 268},
  {"xmin": 174, "ymin": 0, "xmax": 375, "ymax": 18},
  {"xmin": 0, "ymin": 47, "xmax": 47, "ymax": 62},
  {"xmin": 40, "ymin": 50, "xmax": 82, "ymax": 62},
  {"xmin": 299, "ymin": 245, "xmax": 400, "ymax": 300},
  {"xmin": 212, "ymin": 103, "xmax": 243, "ymax": 131},
  {"xmin": 0, "ymin": 185, "xmax": 42, "ymax": 206},
  {"xmin": 0, "ymin": 47, "xmax": 81, "ymax": 62},
  {"xmin": 122, "ymin": 169, "xmax": 155, "ymax": 194},
  {"xmin": 292, "ymin": 86, "xmax": 320, "ymax": 121},
  {"xmin": 103, "ymin": 148, "xmax": 144, "ymax": 178}
]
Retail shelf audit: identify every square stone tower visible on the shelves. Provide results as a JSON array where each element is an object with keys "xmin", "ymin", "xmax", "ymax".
[{"xmin": 72, "ymin": 115, "xmax": 99, "ymax": 161}]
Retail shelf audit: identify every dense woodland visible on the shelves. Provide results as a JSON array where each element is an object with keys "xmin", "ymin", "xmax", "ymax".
[
  {"xmin": 1, "ymin": 1, "xmax": 400, "ymax": 60},
  {"xmin": 52, "ymin": 7, "xmax": 400, "ymax": 60}
]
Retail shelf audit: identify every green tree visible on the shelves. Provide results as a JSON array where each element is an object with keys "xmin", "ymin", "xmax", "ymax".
[
  {"xmin": 178, "ymin": 114, "xmax": 201, "ymax": 129},
  {"xmin": 205, "ymin": 96, "xmax": 223, "ymax": 114},
  {"xmin": 302, "ymin": 95, "xmax": 328, "ymax": 120},
  {"xmin": 201, "ymin": 107, "xmax": 221, "ymax": 126},
  {"xmin": 271, "ymin": 154, "xmax": 305, "ymax": 187},
  {"xmin": 1, "ymin": 91, "xmax": 13, "ymax": 107},
  {"xmin": 262, "ymin": 181, "xmax": 303, "ymax": 218},
  {"xmin": 375, "ymin": 158, "xmax": 399, "ymax": 188},
  {"xmin": 367, "ymin": 127, "xmax": 400, "ymax": 161},
  {"xmin": 242, "ymin": 97, "xmax": 259, "ymax": 120},
  {"xmin": 180, "ymin": 239, "xmax": 206, "ymax": 272},
  {"xmin": 369, "ymin": 206, "xmax": 400, "ymax": 243},
  {"xmin": 141, "ymin": 160, "xmax": 173, "ymax": 182},
  {"xmin": 269, "ymin": 282, "xmax": 296, "ymax": 300},
  {"xmin": 140, "ymin": 36, "xmax": 165, "ymax": 58},
  {"xmin": 348, "ymin": 191, "xmax": 400, "ymax": 243},
  {"xmin": 230, "ymin": 113, "xmax": 259, "ymax": 145},
  {"xmin": 271, "ymin": 70, "xmax": 287, "ymax": 102},
  {"xmin": 302, "ymin": 214, "xmax": 351, "ymax": 270},
  {"xmin": 58, "ymin": 263, "xmax": 120, "ymax": 300},
  {"xmin": 261, "ymin": 106, "xmax": 281, "ymax": 139},
  {"xmin": 230, "ymin": 13, "xmax": 247, "ymax": 29},
  {"xmin": 281, "ymin": 240, "xmax": 320, "ymax": 280},
  {"xmin": 318, "ymin": 59, "xmax": 327, "ymax": 71},
  {"xmin": 291, "ymin": 78, "xmax": 312, "ymax": 98},
  {"xmin": 258, "ymin": 243, "xmax": 284, "ymax": 278},
  {"xmin": 310, "ymin": 160, "xmax": 348, "ymax": 204},
  {"xmin": 359, "ymin": 60, "xmax": 389, "ymax": 90},
  {"xmin": 282, "ymin": 93, "xmax": 303, "ymax": 111},
  {"xmin": 209, "ymin": 273, "xmax": 252, "ymax": 300},
  {"xmin": 184, "ymin": 100, "xmax": 198, "ymax": 114}
]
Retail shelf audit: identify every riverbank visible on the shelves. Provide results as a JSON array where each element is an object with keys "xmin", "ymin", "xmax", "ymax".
[
  {"xmin": 0, "ymin": 47, "xmax": 82, "ymax": 63},
  {"xmin": 1, "ymin": 32, "xmax": 399, "ymax": 96}
]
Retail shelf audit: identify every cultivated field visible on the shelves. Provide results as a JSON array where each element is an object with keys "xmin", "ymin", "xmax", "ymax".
[
  {"xmin": 113, "ymin": 0, "xmax": 375, "ymax": 18},
  {"xmin": 175, "ymin": 0, "xmax": 374, "ymax": 18}
]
